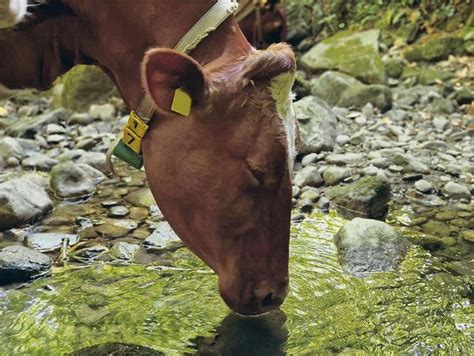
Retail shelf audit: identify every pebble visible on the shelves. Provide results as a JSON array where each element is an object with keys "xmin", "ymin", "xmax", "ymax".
[
  {"xmin": 443, "ymin": 182, "xmax": 471, "ymax": 201},
  {"xmin": 108, "ymin": 206, "xmax": 129, "ymax": 218},
  {"xmin": 415, "ymin": 179, "xmax": 434, "ymax": 194}
]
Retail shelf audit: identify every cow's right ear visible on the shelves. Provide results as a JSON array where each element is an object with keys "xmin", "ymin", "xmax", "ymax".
[{"xmin": 141, "ymin": 48, "xmax": 208, "ymax": 116}]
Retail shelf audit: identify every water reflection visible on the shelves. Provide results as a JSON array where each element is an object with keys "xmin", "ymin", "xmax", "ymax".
[{"xmin": 192, "ymin": 310, "xmax": 288, "ymax": 356}]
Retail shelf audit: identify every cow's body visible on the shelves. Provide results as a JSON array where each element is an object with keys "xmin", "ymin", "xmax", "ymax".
[{"xmin": 0, "ymin": 0, "xmax": 296, "ymax": 316}]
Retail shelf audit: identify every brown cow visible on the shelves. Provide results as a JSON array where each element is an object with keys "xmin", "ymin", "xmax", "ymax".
[{"xmin": 0, "ymin": 0, "xmax": 297, "ymax": 316}]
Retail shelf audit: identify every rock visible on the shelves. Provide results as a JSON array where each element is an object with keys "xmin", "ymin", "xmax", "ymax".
[
  {"xmin": 6, "ymin": 109, "xmax": 70, "ymax": 137},
  {"xmin": 311, "ymin": 71, "xmax": 392, "ymax": 111},
  {"xmin": 334, "ymin": 218, "xmax": 408, "ymax": 277},
  {"xmin": 76, "ymin": 163, "xmax": 106, "ymax": 184},
  {"xmin": 415, "ymin": 179, "xmax": 434, "ymax": 194},
  {"xmin": 46, "ymin": 123, "xmax": 66, "ymax": 135},
  {"xmin": 328, "ymin": 176, "xmax": 391, "ymax": 219},
  {"xmin": 293, "ymin": 96, "xmax": 337, "ymax": 154},
  {"xmin": 124, "ymin": 188, "xmax": 156, "ymax": 208},
  {"xmin": 6, "ymin": 157, "xmax": 19, "ymax": 167},
  {"xmin": 336, "ymin": 134, "xmax": 350, "ymax": 146},
  {"xmin": 89, "ymin": 103, "xmax": 116, "ymax": 121},
  {"xmin": 323, "ymin": 166, "xmax": 350, "ymax": 186},
  {"xmin": 0, "ymin": 245, "xmax": 51, "ymax": 285},
  {"xmin": 108, "ymin": 206, "xmax": 129, "ymax": 218},
  {"xmin": 50, "ymin": 162, "xmax": 95, "ymax": 199},
  {"xmin": 454, "ymin": 88, "xmax": 474, "ymax": 105},
  {"xmin": 385, "ymin": 58, "xmax": 405, "ymax": 79},
  {"xmin": 293, "ymin": 166, "xmax": 324, "ymax": 187},
  {"xmin": 77, "ymin": 152, "xmax": 109, "ymax": 174},
  {"xmin": 53, "ymin": 65, "xmax": 117, "ymax": 112},
  {"xmin": 21, "ymin": 154, "xmax": 58, "ymax": 171},
  {"xmin": 0, "ymin": 137, "xmax": 25, "ymax": 160},
  {"xmin": 301, "ymin": 30, "xmax": 385, "ymax": 84},
  {"xmin": 392, "ymin": 153, "xmax": 430, "ymax": 174},
  {"xmin": 26, "ymin": 233, "xmax": 79, "ymax": 252},
  {"xmin": 143, "ymin": 222, "xmax": 183, "ymax": 251},
  {"xmin": 443, "ymin": 182, "xmax": 471, "ymax": 201},
  {"xmin": 95, "ymin": 219, "xmax": 138, "ymax": 238},
  {"xmin": 68, "ymin": 113, "xmax": 94, "ymax": 125},
  {"xmin": 109, "ymin": 242, "xmax": 139, "ymax": 260},
  {"xmin": 462, "ymin": 230, "xmax": 474, "ymax": 243},
  {"xmin": 0, "ymin": 178, "xmax": 53, "ymax": 229},
  {"xmin": 129, "ymin": 207, "xmax": 149, "ymax": 221},
  {"xmin": 429, "ymin": 98, "xmax": 456, "ymax": 115},
  {"xmin": 326, "ymin": 153, "xmax": 364, "ymax": 165},
  {"xmin": 71, "ymin": 343, "xmax": 164, "ymax": 356},
  {"xmin": 404, "ymin": 35, "xmax": 465, "ymax": 62}
]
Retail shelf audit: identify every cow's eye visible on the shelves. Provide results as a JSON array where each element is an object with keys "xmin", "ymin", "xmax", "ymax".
[{"xmin": 247, "ymin": 165, "xmax": 265, "ymax": 188}]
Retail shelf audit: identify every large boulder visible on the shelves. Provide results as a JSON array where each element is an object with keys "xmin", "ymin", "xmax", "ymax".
[
  {"xmin": 311, "ymin": 71, "xmax": 392, "ymax": 111},
  {"xmin": 328, "ymin": 176, "xmax": 391, "ymax": 219},
  {"xmin": 293, "ymin": 96, "xmax": 337, "ymax": 154},
  {"xmin": 0, "ymin": 245, "xmax": 52, "ymax": 285},
  {"xmin": 334, "ymin": 218, "xmax": 408, "ymax": 277},
  {"xmin": 301, "ymin": 30, "xmax": 385, "ymax": 84},
  {"xmin": 0, "ymin": 178, "xmax": 53, "ymax": 229},
  {"xmin": 53, "ymin": 65, "xmax": 117, "ymax": 112}
]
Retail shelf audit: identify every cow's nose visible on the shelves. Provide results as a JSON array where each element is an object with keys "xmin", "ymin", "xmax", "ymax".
[{"xmin": 252, "ymin": 279, "xmax": 289, "ymax": 313}]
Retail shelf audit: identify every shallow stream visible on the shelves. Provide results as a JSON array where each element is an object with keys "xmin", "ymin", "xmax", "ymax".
[{"xmin": 0, "ymin": 212, "xmax": 472, "ymax": 355}]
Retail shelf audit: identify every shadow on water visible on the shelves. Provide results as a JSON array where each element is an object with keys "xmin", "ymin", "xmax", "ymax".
[{"xmin": 191, "ymin": 310, "xmax": 288, "ymax": 355}]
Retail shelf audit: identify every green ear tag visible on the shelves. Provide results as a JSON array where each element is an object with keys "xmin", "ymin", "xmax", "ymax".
[{"xmin": 171, "ymin": 87, "xmax": 192, "ymax": 116}]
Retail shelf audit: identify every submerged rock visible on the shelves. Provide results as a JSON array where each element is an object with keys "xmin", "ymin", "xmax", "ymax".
[
  {"xmin": 109, "ymin": 242, "xmax": 139, "ymax": 261},
  {"xmin": 26, "ymin": 233, "xmax": 79, "ymax": 253},
  {"xmin": 335, "ymin": 218, "xmax": 408, "ymax": 277},
  {"xmin": 328, "ymin": 176, "xmax": 391, "ymax": 219},
  {"xmin": 0, "ymin": 178, "xmax": 53, "ymax": 229},
  {"xmin": 71, "ymin": 343, "xmax": 163, "ymax": 356},
  {"xmin": 0, "ymin": 245, "xmax": 51, "ymax": 285},
  {"xmin": 293, "ymin": 96, "xmax": 337, "ymax": 154},
  {"xmin": 301, "ymin": 29, "xmax": 385, "ymax": 84}
]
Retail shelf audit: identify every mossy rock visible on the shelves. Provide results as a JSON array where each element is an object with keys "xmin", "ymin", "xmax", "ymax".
[
  {"xmin": 301, "ymin": 30, "xmax": 386, "ymax": 84},
  {"xmin": 327, "ymin": 176, "xmax": 391, "ymax": 219},
  {"xmin": 404, "ymin": 34, "xmax": 465, "ymax": 62},
  {"xmin": 385, "ymin": 58, "xmax": 405, "ymax": 79},
  {"xmin": 53, "ymin": 65, "xmax": 118, "ymax": 112},
  {"xmin": 400, "ymin": 65, "xmax": 454, "ymax": 85}
]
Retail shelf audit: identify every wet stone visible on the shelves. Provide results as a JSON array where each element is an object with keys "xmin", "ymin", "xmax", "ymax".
[
  {"xmin": 109, "ymin": 241, "xmax": 140, "ymax": 261},
  {"xmin": 50, "ymin": 162, "xmax": 95, "ymax": 200},
  {"xmin": 124, "ymin": 188, "xmax": 156, "ymax": 208},
  {"xmin": 26, "ymin": 233, "xmax": 79, "ymax": 252},
  {"xmin": 443, "ymin": 182, "xmax": 471, "ymax": 201},
  {"xmin": 415, "ymin": 179, "xmax": 434, "ymax": 194},
  {"xmin": 95, "ymin": 219, "xmax": 138, "ymax": 238},
  {"xmin": 70, "ymin": 245, "xmax": 109, "ymax": 263},
  {"xmin": 0, "ymin": 245, "xmax": 51, "ymax": 285},
  {"xmin": 335, "ymin": 218, "xmax": 408, "ymax": 277},
  {"xmin": 129, "ymin": 207, "xmax": 149, "ymax": 221},
  {"xmin": 108, "ymin": 206, "xmax": 129, "ymax": 218},
  {"xmin": 143, "ymin": 222, "xmax": 183, "ymax": 252}
]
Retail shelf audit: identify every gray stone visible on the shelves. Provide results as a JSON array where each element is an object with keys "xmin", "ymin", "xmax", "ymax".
[
  {"xmin": 326, "ymin": 153, "xmax": 364, "ymax": 165},
  {"xmin": 443, "ymin": 182, "xmax": 471, "ymax": 201},
  {"xmin": 334, "ymin": 218, "xmax": 408, "ymax": 277},
  {"xmin": 415, "ymin": 179, "xmax": 434, "ymax": 194},
  {"xmin": 77, "ymin": 152, "xmax": 109, "ymax": 174},
  {"xmin": 26, "ymin": 233, "xmax": 79, "ymax": 252},
  {"xmin": 109, "ymin": 206, "xmax": 129, "ymax": 218},
  {"xmin": 6, "ymin": 109, "xmax": 70, "ymax": 137},
  {"xmin": 294, "ymin": 96, "xmax": 337, "ymax": 154},
  {"xmin": 46, "ymin": 123, "xmax": 66, "ymax": 135},
  {"xmin": 68, "ymin": 113, "xmax": 94, "ymax": 125},
  {"xmin": 311, "ymin": 71, "xmax": 392, "ymax": 111},
  {"xmin": 0, "ymin": 137, "xmax": 25, "ymax": 160},
  {"xmin": 301, "ymin": 153, "xmax": 319, "ymax": 166},
  {"xmin": 328, "ymin": 176, "xmax": 391, "ymax": 219},
  {"xmin": 89, "ymin": 103, "xmax": 116, "ymax": 121},
  {"xmin": 50, "ymin": 162, "xmax": 95, "ymax": 199},
  {"xmin": 323, "ymin": 166, "xmax": 350, "ymax": 186},
  {"xmin": 392, "ymin": 153, "xmax": 430, "ymax": 174},
  {"xmin": 301, "ymin": 30, "xmax": 385, "ymax": 84},
  {"xmin": 124, "ymin": 188, "xmax": 156, "ymax": 208},
  {"xmin": 22, "ymin": 154, "xmax": 58, "ymax": 171},
  {"xmin": 143, "ymin": 222, "xmax": 183, "ymax": 251},
  {"xmin": 336, "ymin": 135, "xmax": 350, "ymax": 146},
  {"xmin": 294, "ymin": 166, "xmax": 324, "ymax": 187},
  {"xmin": 0, "ymin": 178, "xmax": 53, "ymax": 229},
  {"xmin": 109, "ymin": 242, "xmax": 139, "ymax": 260},
  {"xmin": 0, "ymin": 245, "xmax": 51, "ymax": 285}
]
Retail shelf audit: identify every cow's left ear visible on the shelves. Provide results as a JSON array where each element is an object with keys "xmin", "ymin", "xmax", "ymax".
[{"xmin": 141, "ymin": 48, "xmax": 208, "ymax": 116}]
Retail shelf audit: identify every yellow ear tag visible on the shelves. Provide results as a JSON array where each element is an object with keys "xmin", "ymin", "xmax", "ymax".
[{"xmin": 171, "ymin": 87, "xmax": 192, "ymax": 116}]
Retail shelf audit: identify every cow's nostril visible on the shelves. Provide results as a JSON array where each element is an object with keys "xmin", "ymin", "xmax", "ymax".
[{"xmin": 261, "ymin": 292, "xmax": 274, "ymax": 307}]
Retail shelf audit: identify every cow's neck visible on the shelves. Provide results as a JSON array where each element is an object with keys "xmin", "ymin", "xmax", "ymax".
[{"xmin": 104, "ymin": 17, "xmax": 252, "ymax": 112}]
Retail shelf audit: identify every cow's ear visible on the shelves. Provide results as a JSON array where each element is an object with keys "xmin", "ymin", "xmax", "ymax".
[
  {"xmin": 141, "ymin": 48, "xmax": 208, "ymax": 115},
  {"xmin": 242, "ymin": 43, "xmax": 296, "ymax": 80}
]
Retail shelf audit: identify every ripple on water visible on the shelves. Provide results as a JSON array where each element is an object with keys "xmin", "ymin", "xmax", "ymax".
[{"xmin": 0, "ymin": 212, "xmax": 472, "ymax": 355}]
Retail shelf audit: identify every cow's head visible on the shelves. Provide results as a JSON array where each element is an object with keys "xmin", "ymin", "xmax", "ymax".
[{"xmin": 141, "ymin": 43, "xmax": 296, "ymax": 315}]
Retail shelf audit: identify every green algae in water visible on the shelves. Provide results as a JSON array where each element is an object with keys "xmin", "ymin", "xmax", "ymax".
[{"xmin": 0, "ymin": 212, "xmax": 472, "ymax": 355}]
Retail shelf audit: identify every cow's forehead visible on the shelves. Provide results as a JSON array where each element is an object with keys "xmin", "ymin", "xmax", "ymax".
[{"xmin": 270, "ymin": 72, "xmax": 297, "ymax": 172}]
